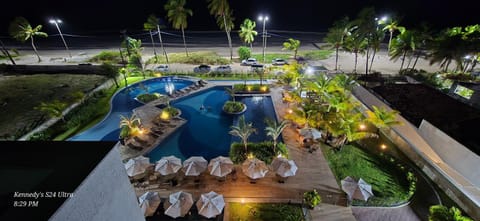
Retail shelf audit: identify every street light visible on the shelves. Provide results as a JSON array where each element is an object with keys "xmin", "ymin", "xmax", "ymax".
[
  {"xmin": 258, "ymin": 15, "xmax": 269, "ymax": 63},
  {"xmin": 49, "ymin": 18, "xmax": 71, "ymax": 58}
]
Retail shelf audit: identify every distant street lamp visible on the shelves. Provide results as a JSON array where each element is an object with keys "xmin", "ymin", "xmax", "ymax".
[
  {"xmin": 258, "ymin": 15, "xmax": 269, "ymax": 63},
  {"xmin": 49, "ymin": 18, "xmax": 71, "ymax": 58}
]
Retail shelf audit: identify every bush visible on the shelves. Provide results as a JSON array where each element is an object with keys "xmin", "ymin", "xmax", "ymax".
[
  {"xmin": 237, "ymin": 46, "xmax": 251, "ymax": 60},
  {"xmin": 429, "ymin": 205, "xmax": 472, "ymax": 221},
  {"xmin": 222, "ymin": 101, "xmax": 245, "ymax": 113},
  {"xmin": 136, "ymin": 93, "xmax": 160, "ymax": 103},
  {"xmin": 233, "ymin": 84, "xmax": 270, "ymax": 93},
  {"xmin": 229, "ymin": 141, "xmax": 288, "ymax": 164},
  {"xmin": 164, "ymin": 106, "xmax": 179, "ymax": 116},
  {"xmin": 304, "ymin": 189, "xmax": 321, "ymax": 208},
  {"xmin": 88, "ymin": 51, "xmax": 122, "ymax": 64}
]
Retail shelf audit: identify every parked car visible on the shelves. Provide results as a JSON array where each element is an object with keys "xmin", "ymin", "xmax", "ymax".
[
  {"xmin": 250, "ymin": 64, "xmax": 265, "ymax": 72},
  {"xmin": 241, "ymin": 58, "xmax": 257, "ymax": 66},
  {"xmin": 214, "ymin": 65, "xmax": 232, "ymax": 73},
  {"xmin": 154, "ymin": 64, "xmax": 169, "ymax": 72},
  {"xmin": 193, "ymin": 64, "xmax": 211, "ymax": 73},
  {"xmin": 272, "ymin": 58, "xmax": 288, "ymax": 65}
]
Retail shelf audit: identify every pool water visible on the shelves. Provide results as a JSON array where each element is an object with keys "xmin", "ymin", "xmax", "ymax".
[{"xmin": 147, "ymin": 87, "xmax": 280, "ymax": 162}]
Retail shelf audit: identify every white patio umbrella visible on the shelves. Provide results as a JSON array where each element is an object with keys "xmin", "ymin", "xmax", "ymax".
[
  {"xmin": 341, "ymin": 176, "xmax": 374, "ymax": 202},
  {"xmin": 271, "ymin": 156, "xmax": 298, "ymax": 178},
  {"xmin": 208, "ymin": 156, "xmax": 234, "ymax": 178},
  {"xmin": 182, "ymin": 156, "xmax": 208, "ymax": 176},
  {"xmin": 138, "ymin": 191, "xmax": 161, "ymax": 217},
  {"xmin": 124, "ymin": 155, "xmax": 151, "ymax": 177},
  {"xmin": 154, "ymin": 155, "xmax": 182, "ymax": 176},
  {"xmin": 164, "ymin": 191, "xmax": 194, "ymax": 218},
  {"xmin": 196, "ymin": 191, "xmax": 225, "ymax": 218},
  {"xmin": 241, "ymin": 158, "xmax": 269, "ymax": 180},
  {"xmin": 299, "ymin": 127, "xmax": 322, "ymax": 140}
]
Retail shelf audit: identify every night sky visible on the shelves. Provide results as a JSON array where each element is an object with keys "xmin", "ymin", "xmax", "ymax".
[{"xmin": 1, "ymin": 0, "xmax": 478, "ymax": 36}]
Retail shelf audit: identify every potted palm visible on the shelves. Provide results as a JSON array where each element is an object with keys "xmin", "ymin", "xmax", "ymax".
[
  {"xmin": 304, "ymin": 189, "xmax": 321, "ymax": 209},
  {"xmin": 222, "ymin": 87, "xmax": 246, "ymax": 114}
]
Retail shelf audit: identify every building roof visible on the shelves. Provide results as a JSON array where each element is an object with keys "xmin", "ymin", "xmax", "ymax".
[{"xmin": 0, "ymin": 141, "xmax": 115, "ymax": 220}]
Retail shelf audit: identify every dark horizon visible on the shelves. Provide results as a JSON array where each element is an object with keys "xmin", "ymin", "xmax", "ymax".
[{"xmin": 1, "ymin": 0, "xmax": 478, "ymax": 37}]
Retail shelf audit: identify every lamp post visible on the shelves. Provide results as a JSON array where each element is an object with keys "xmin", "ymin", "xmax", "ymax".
[
  {"xmin": 258, "ymin": 15, "xmax": 269, "ymax": 63},
  {"xmin": 49, "ymin": 18, "xmax": 71, "ymax": 58}
]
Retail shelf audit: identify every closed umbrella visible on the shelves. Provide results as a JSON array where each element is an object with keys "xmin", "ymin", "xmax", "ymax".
[
  {"xmin": 164, "ymin": 191, "xmax": 194, "ymax": 218},
  {"xmin": 242, "ymin": 158, "xmax": 269, "ymax": 180},
  {"xmin": 208, "ymin": 156, "xmax": 234, "ymax": 178},
  {"xmin": 299, "ymin": 127, "xmax": 322, "ymax": 140},
  {"xmin": 138, "ymin": 191, "xmax": 161, "ymax": 217},
  {"xmin": 341, "ymin": 176, "xmax": 374, "ymax": 202},
  {"xmin": 182, "ymin": 156, "xmax": 208, "ymax": 176},
  {"xmin": 155, "ymin": 155, "xmax": 182, "ymax": 176},
  {"xmin": 271, "ymin": 157, "xmax": 298, "ymax": 178},
  {"xmin": 124, "ymin": 155, "xmax": 151, "ymax": 177},
  {"xmin": 196, "ymin": 191, "xmax": 225, "ymax": 218}
]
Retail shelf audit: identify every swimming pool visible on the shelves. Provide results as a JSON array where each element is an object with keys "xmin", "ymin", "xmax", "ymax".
[
  {"xmin": 147, "ymin": 86, "xmax": 279, "ymax": 162},
  {"xmin": 69, "ymin": 77, "xmax": 192, "ymax": 141}
]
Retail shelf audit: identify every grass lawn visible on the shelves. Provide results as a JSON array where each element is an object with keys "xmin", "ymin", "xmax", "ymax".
[
  {"xmin": 322, "ymin": 144, "xmax": 412, "ymax": 206},
  {"xmin": 0, "ymin": 74, "xmax": 107, "ymax": 140},
  {"xmin": 251, "ymin": 53, "xmax": 291, "ymax": 63},
  {"xmin": 228, "ymin": 202, "xmax": 304, "ymax": 221},
  {"xmin": 298, "ymin": 50, "xmax": 333, "ymax": 60},
  {"xmin": 147, "ymin": 51, "xmax": 230, "ymax": 65}
]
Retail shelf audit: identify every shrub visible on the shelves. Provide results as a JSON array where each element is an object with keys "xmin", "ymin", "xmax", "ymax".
[
  {"xmin": 164, "ymin": 106, "xmax": 179, "ymax": 116},
  {"xmin": 237, "ymin": 46, "xmax": 251, "ymax": 60},
  {"xmin": 233, "ymin": 84, "xmax": 270, "ymax": 93},
  {"xmin": 88, "ymin": 51, "xmax": 122, "ymax": 64},
  {"xmin": 136, "ymin": 93, "xmax": 160, "ymax": 103},
  {"xmin": 229, "ymin": 141, "xmax": 288, "ymax": 164},
  {"xmin": 428, "ymin": 205, "xmax": 472, "ymax": 221},
  {"xmin": 222, "ymin": 101, "xmax": 245, "ymax": 113},
  {"xmin": 304, "ymin": 189, "xmax": 321, "ymax": 208}
]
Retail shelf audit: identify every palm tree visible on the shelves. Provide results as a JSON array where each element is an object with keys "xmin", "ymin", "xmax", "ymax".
[
  {"xmin": 368, "ymin": 28, "xmax": 385, "ymax": 72},
  {"xmin": 329, "ymin": 112, "xmax": 378, "ymax": 148},
  {"xmin": 0, "ymin": 39, "xmax": 15, "ymax": 65},
  {"xmin": 351, "ymin": 7, "xmax": 377, "ymax": 76},
  {"xmin": 101, "ymin": 63, "xmax": 120, "ymax": 87},
  {"xmin": 282, "ymin": 38, "xmax": 301, "ymax": 59},
  {"xmin": 119, "ymin": 114, "xmax": 141, "ymax": 130},
  {"xmin": 265, "ymin": 119, "xmax": 289, "ymax": 153},
  {"xmin": 324, "ymin": 16, "xmax": 351, "ymax": 71},
  {"xmin": 239, "ymin": 19, "xmax": 258, "ymax": 49},
  {"xmin": 389, "ymin": 30, "xmax": 416, "ymax": 71},
  {"xmin": 144, "ymin": 14, "xmax": 160, "ymax": 62},
  {"xmin": 380, "ymin": 18, "xmax": 405, "ymax": 53},
  {"xmin": 165, "ymin": 0, "xmax": 193, "ymax": 56},
  {"xmin": 9, "ymin": 17, "xmax": 48, "ymax": 62},
  {"xmin": 229, "ymin": 115, "xmax": 256, "ymax": 153},
  {"xmin": 224, "ymin": 86, "xmax": 236, "ymax": 102},
  {"xmin": 207, "ymin": 0, "xmax": 234, "ymax": 60},
  {"xmin": 35, "ymin": 100, "xmax": 68, "ymax": 121},
  {"xmin": 119, "ymin": 67, "xmax": 128, "ymax": 87},
  {"xmin": 343, "ymin": 32, "xmax": 367, "ymax": 73},
  {"xmin": 366, "ymin": 105, "xmax": 402, "ymax": 132}
]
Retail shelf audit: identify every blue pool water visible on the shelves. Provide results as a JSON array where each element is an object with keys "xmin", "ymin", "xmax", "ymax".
[
  {"xmin": 69, "ymin": 77, "xmax": 279, "ymax": 163},
  {"xmin": 147, "ymin": 87, "xmax": 279, "ymax": 162},
  {"xmin": 69, "ymin": 77, "xmax": 192, "ymax": 141}
]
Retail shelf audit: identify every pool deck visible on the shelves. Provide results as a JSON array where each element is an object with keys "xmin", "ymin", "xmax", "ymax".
[{"xmin": 129, "ymin": 81, "xmax": 356, "ymax": 220}]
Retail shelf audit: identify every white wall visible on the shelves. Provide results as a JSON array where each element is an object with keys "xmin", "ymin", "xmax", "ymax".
[{"xmin": 49, "ymin": 145, "xmax": 144, "ymax": 221}]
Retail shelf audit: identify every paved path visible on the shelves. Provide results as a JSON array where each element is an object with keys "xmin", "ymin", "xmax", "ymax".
[{"xmin": 351, "ymin": 205, "xmax": 421, "ymax": 221}]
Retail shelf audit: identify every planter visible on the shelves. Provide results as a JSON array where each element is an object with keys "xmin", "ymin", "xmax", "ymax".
[{"xmin": 223, "ymin": 103, "xmax": 247, "ymax": 115}]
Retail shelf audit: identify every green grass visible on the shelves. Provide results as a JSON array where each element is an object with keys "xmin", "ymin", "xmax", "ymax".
[
  {"xmin": 147, "ymin": 51, "xmax": 230, "ymax": 65},
  {"xmin": 322, "ymin": 144, "xmax": 411, "ymax": 206},
  {"xmin": 251, "ymin": 53, "xmax": 291, "ymax": 63},
  {"xmin": 87, "ymin": 51, "xmax": 123, "ymax": 64},
  {"xmin": 228, "ymin": 202, "xmax": 305, "ymax": 221},
  {"xmin": 298, "ymin": 50, "xmax": 333, "ymax": 60},
  {"xmin": 0, "ymin": 74, "xmax": 107, "ymax": 140}
]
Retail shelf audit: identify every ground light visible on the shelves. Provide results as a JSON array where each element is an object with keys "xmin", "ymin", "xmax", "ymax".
[
  {"xmin": 380, "ymin": 144, "xmax": 387, "ymax": 150},
  {"xmin": 49, "ymin": 18, "xmax": 71, "ymax": 58}
]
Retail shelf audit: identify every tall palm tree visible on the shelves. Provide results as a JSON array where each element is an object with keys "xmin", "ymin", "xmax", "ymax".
[
  {"xmin": 229, "ymin": 115, "xmax": 256, "ymax": 153},
  {"xmin": 239, "ymin": 18, "xmax": 258, "ymax": 49},
  {"xmin": 165, "ymin": 0, "xmax": 192, "ymax": 56},
  {"xmin": 343, "ymin": 32, "xmax": 367, "ymax": 73},
  {"xmin": 0, "ymin": 39, "xmax": 16, "ymax": 65},
  {"xmin": 366, "ymin": 105, "xmax": 402, "ymax": 133},
  {"xmin": 144, "ymin": 14, "xmax": 159, "ymax": 62},
  {"xmin": 282, "ymin": 38, "xmax": 301, "ymax": 59},
  {"xmin": 9, "ymin": 17, "xmax": 47, "ymax": 62},
  {"xmin": 265, "ymin": 119, "xmax": 289, "ymax": 153},
  {"xmin": 368, "ymin": 28, "xmax": 385, "ymax": 72},
  {"xmin": 324, "ymin": 16, "xmax": 351, "ymax": 71},
  {"xmin": 352, "ymin": 7, "xmax": 377, "ymax": 76},
  {"xmin": 389, "ymin": 30, "xmax": 416, "ymax": 72},
  {"xmin": 224, "ymin": 86, "xmax": 236, "ymax": 102},
  {"xmin": 207, "ymin": 0, "xmax": 234, "ymax": 60},
  {"xmin": 380, "ymin": 18, "xmax": 405, "ymax": 53}
]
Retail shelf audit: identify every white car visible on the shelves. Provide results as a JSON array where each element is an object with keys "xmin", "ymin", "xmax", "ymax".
[
  {"xmin": 154, "ymin": 64, "xmax": 169, "ymax": 72},
  {"xmin": 241, "ymin": 58, "xmax": 257, "ymax": 66},
  {"xmin": 272, "ymin": 58, "xmax": 288, "ymax": 65}
]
